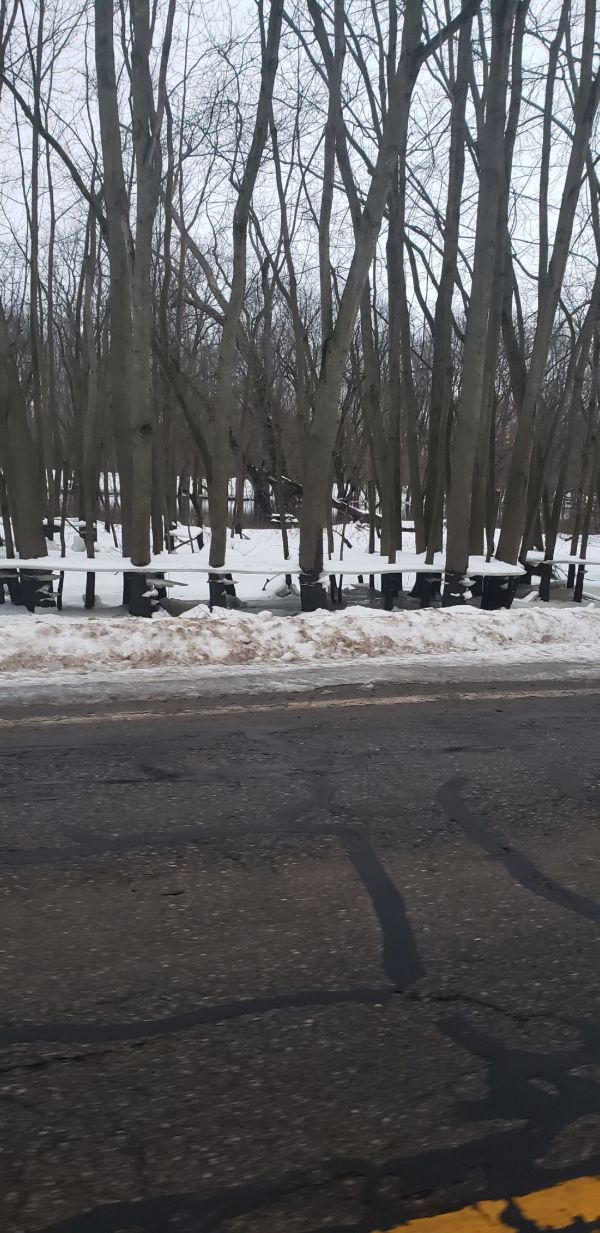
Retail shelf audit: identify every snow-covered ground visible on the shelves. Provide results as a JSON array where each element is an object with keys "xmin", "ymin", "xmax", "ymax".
[
  {"xmin": 2, "ymin": 604, "xmax": 600, "ymax": 676},
  {"xmin": 1, "ymin": 525, "xmax": 599, "ymax": 679}
]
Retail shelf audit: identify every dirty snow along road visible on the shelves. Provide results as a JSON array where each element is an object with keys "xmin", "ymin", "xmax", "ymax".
[{"xmin": 1, "ymin": 603, "xmax": 600, "ymax": 677}]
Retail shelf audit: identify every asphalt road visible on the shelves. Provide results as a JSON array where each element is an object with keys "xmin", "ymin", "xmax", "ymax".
[{"xmin": 1, "ymin": 676, "xmax": 600, "ymax": 1232}]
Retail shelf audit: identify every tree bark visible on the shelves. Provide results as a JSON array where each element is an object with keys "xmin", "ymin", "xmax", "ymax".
[
  {"xmin": 425, "ymin": 8, "xmax": 472, "ymax": 556},
  {"xmin": 94, "ymin": 0, "xmax": 134, "ymax": 559},
  {"xmin": 0, "ymin": 300, "xmax": 47, "ymax": 563},
  {"xmin": 444, "ymin": 0, "xmax": 517, "ymax": 598},
  {"xmin": 208, "ymin": 0, "xmax": 284, "ymax": 605}
]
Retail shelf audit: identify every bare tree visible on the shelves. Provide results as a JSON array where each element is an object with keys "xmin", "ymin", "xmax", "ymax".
[
  {"xmin": 95, "ymin": 0, "xmax": 175, "ymax": 613},
  {"xmin": 298, "ymin": 0, "xmax": 481, "ymax": 608},
  {"xmin": 497, "ymin": 0, "xmax": 600, "ymax": 567},
  {"xmin": 207, "ymin": 0, "xmax": 284, "ymax": 604},
  {"xmin": 444, "ymin": 0, "xmax": 518, "ymax": 603}
]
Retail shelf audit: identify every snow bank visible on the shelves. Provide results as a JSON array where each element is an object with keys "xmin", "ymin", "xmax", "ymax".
[{"xmin": 1, "ymin": 606, "xmax": 599, "ymax": 675}]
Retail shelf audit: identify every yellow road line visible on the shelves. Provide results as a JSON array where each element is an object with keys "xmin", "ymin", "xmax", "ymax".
[
  {"xmin": 1, "ymin": 684, "xmax": 599, "ymax": 731},
  {"xmin": 382, "ymin": 1199, "xmax": 507, "ymax": 1230},
  {"xmin": 517, "ymin": 1175, "xmax": 600, "ymax": 1228},
  {"xmin": 379, "ymin": 1174, "xmax": 600, "ymax": 1231}
]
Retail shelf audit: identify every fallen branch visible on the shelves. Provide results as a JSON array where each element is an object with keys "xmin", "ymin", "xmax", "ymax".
[{"xmin": 265, "ymin": 472, "xmax": 382, "ymax": 529}]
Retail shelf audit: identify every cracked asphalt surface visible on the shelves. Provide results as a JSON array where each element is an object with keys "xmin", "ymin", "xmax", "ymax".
[{"xmin": 1, "ymin": 676, "xmax": 600, "ymax": 1232}]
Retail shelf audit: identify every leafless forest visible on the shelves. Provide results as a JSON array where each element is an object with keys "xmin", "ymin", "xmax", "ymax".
[{"xmin": 1, "ymin": 0, "xmax": 600, "ymax": 614}]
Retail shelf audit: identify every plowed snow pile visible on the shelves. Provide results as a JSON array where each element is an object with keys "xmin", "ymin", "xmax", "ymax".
[{"xmin": 1, "ymin": 606, "xmax": 599, "ymax": 674}]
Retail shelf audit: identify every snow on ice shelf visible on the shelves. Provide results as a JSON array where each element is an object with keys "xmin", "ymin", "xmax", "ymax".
[
  {"xmin": 0, "ymin": 553, "xmax": 300, "ymax": 575},
  {"xmin": 526, "ymin": 551, "xmax": 600, "ymax": 566},
  {"xmin": 321, "ymin": 552, "xmax": 524, "ymax": 576},
  {"xmin": 1, "ymin": 552, "xmax": 525, "ymax": 578}
]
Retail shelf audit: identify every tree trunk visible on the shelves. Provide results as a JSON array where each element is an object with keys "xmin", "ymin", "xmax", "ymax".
[
  {"xmin": 94, "ymin": 0, "xmax": 134, "ymax": 562},
  {"xmin": 208, "ymin": 0, "xmax": 284, "ymax": 600},
  {"xmin": 444, "ymin": 0, "xmax": 517, "ymax": 601},
  {"xmin": 0, "ymin": 300, "xmax": 47, "ymax": 563},
  {"xmin": 425, "ymin": 10, "xmax": 472, "ymax": 556}
]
